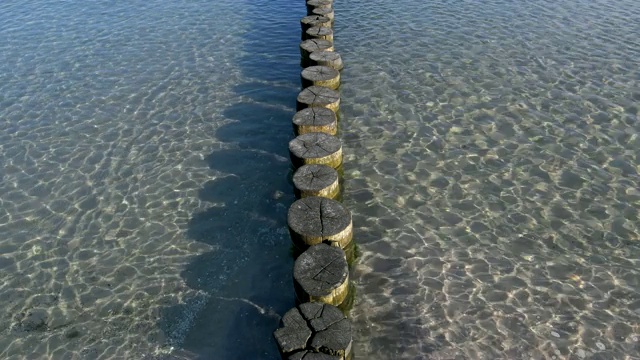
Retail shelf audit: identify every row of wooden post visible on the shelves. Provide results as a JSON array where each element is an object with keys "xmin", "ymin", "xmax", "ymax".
[{"xmin": 273, "ymin": 1, "xmax": 354, "ymax": 359}]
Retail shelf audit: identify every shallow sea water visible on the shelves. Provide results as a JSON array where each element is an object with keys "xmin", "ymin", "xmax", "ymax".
[
  {"xmin": 334, "ymin": 0, "xmax": 640, "ymax": 359},
  {"xmin": 2, "ymin": 0, "xmax": 640, "ymax": 359},
  {"xmin": 0, "ymin": 0, "xmax": 302, "ymax": 359}
]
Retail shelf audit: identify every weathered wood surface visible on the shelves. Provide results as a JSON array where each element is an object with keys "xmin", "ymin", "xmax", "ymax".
[
  {"xmin": 289, "ymin": 132, "xmax": 343, "ymax": 169},
  {"xmin": 296, "ymin": 86, "xmax": 340, "ymax": 112},
  {"xmin": 274, "ymin": 308, "xmax": 313, "ymax": 355},
  {"xmin": 301, "ymin": 66, "xmax": 340, "ymax": 90},
  {"xmin": 289, "ymin": 350, "xmax": 340, "ymax": 360},
  {"xmin": 309, "ymin": 51, "xmax": 343, "ymax": 71},
  {"xmin": 293, "ymin": 164, "xmax": 339, "ymax": 199},
  {"xmin": 311, "ymin": 7, "xmax": 334, "ymax": 23},
  {"xmin": 301, "ymin": 302, "xmax": 352, "ymax": 359},
  {"xmin": 274, "ymin": 303, "xmax": 352, "ymax": 360},
  {"xmin": 294, "ymin": 244, "xmax": 349, "ymax": 306},
  {"xmin": 293, "ymin": 107, "xmax": 338, "ymax": 136},
  {"xmin": 305, "ymin": 26, "xmax": 333, "ymax": 42},
  {"xmin": 301, "ymin": 15, "xmax": 331, "ymax": 32},
  {"xmin": 300, "ymin": 39, "xmax": 334, "ymax": 67},
  {"xmin": 306, "ymin": 0, "xmax": 333, "ymax": 14},
  {"xmin": 287, "ymin": 196, "xmax": 352, "ymax": 248}
]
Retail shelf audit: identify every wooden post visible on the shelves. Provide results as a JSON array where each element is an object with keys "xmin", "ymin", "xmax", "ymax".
[
  {"xmin": 306, "ymin": 0, "xmax": 333, "ymax": 14},
  {"xmin": 301, "ymin": 66, "xmax": 340, "ymax": 90},
  {"xmin": 309, "ymin": 51, "xmax": 343, "ymax": 71},
  {"xmin": 301, "ymin": 15, "xmax": 331, "ymax": 33},
  {"xmin": 287, "ymin": 196, "xmax": 352, "ymax": 249},
  {"xmin": 305, "ymin": 26, "xmax": 333, "ymax": 42},
  {"xmin": 311, "ymin": 7, "xmax": 334, "ymax": 23},
  {"xmin": 296, "ymin": 86, "xmax": 340, "ymax": 112},
  {"xmin": 274, "ymin": 302, "xmax": 352, "ymax": 360},
  {"xmin": 293, "ymin": 107, "xmax": 338, "ymax": 136},
  {"xmin": 290, "ymin": 351, "xmax": 340, "ymax": 360},
  {"xmin": 289, "ymin": 132, "xmax": 343, "ymax": 169},
  {"xmin": 293, "ymin": 164, "xmax": 340, "ymax": 199},
  {"xmin": 300, "ymin": 39, "xmax": 334, "ymax": 67},
  {"xmin": 294, "ymin": 244, "xmax": 349, "ymax": 306}
]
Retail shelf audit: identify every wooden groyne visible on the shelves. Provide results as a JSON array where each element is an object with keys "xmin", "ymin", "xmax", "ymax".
[{"xmin": 274, "ymin": 1, "xmax": 355, "ymax": 359}]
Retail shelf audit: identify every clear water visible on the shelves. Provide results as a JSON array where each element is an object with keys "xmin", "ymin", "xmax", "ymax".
[
  {"xmin": 334, "ymin": 0, "xmax": 640, "ymax": 359},
  {"xmin": 0, "ymin": 0, "xmax": 302, "ymax": 358},
  {"xmin": 1, "ymin": 0, "xmax": 639, "ymax": 359}
]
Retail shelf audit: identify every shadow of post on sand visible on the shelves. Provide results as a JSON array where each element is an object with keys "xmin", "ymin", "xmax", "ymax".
[{"xmin": 156, "ymin": 0, "xmax": 305, "ymax": 359}]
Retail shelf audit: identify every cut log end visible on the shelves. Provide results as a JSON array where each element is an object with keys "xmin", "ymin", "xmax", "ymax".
[
  {"xmin": 293, "ymin": 107, "xmax": 338, "ymax": 136},
  {"xmin": 301, "ymin": 66, "xmax": 340, "ymax": 90},
  {"xmin": 294, "ymin": 244, "xmax": 349, "ymax": 305},
  {"xmin": 293, "ymin": 164, "xmax": 340, "ymax": 199},
  {"xmin": 296, "ymin": 86, "xmax": 340, "ymax": 113},
  {"xmin": 300, "ymin": 39, "xmax": 334, "ymax": 67},
  {"xmin": 309, "ymin": 51, "xmax": 343, "ymax": 71},
  {"xmin": 305, "ymin": 26, "xmax": 333, "ymax": 41},
  {"xmin": 306, "ymin": 0, "xmax": 333, "ymax": 15},
  {"xmin": 312, "ymin": 7, "xmax": 334, "ymax": 22},
  {"xmin": 274, "ymin": 303, "xmax": 352, "ymax": 360},
  {"xmin": 301, "ymin": 15, "xmax": 331, "ymax": 32},
  {"xmin": 287, "ymin": 196, "xmax": 352, "ymax": 248},
  {"xmin": 289, "ymin": 132, "xmax": 343, "ymax": 169}
]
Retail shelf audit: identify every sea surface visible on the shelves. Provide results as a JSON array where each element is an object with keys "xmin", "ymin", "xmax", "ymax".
[
  {"xmin": 0, "ymin": 0, "xmax": 300, "ymax": 359},
  {"xmin": 0, "ymin": 0, "xmax": 639, "ymax": 359},
  {"xmin": 335, "ymin": 0, "xmax": 640, "ymax": 359}
]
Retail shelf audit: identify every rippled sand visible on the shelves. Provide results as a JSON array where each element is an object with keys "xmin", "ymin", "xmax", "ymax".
[{"xmin": 335, "ymin": 0, "xmax": 640, "ymax": 358}]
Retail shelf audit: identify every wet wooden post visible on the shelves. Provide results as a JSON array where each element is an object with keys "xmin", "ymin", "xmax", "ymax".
[
  {"xmin": 274, "ymin": 2, "xmax": 355, "ymax": 359},
  {"xmin": 301, "ymin": 66, "xmax": 340, "ymax": 90},
  {"xmin": 296, "ymin": 86, "xmax": 340, "ymax": 112},
  {"xmin": 305, "ymin": 26, "xmax": 333, "ymax": 42},
  {"xmin": 300, "ymin": 39, "xmax": 334, "ymax": 67},
  {"xmin": 274, "ymin": 302, "xmax": 352, "ymax": 360},
  {"xmin": 287, "ymin": 196, "xmax": 352, "ymax": 249},
  {"xmin": 301, "ymin": 15, "xmax": 331, "ymax": 33},
  {"xmin": 294, "ymin": 244, "xmax": 349, "ymax": 306},
  {"xmin": 289, "ymin": 132, "xmax": 343, "ymax": 169},
  {"xmin": 306, "ymin": 0, "xmax": 333, "ymax": 14},
  {"xmin": 290, "ymin": 351, "xmax": 341, "ymax": 360},
  {"xmin": 293, "ymin": 107, "xmax": 338, "ymax": 136},
  {"xmin": 293, "ymin": 164, "xmax": 340, "ymax": 199},
  {"xmin": 311, "ymin": 7, "xmax": 334, "ymax": 23},
  {"xmin": 309, "ymin": 51, "xmax": 344, "ymax": 71}
]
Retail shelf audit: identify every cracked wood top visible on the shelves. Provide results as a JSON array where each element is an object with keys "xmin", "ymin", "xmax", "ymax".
[
  {"xmin": 289, "ymin": 132, "xmax": 341, "ymax": 159},
  {"xmin": 302, "ymin": 66, "xmax": 339, "ymax": 82},
  {"xmin": 287, "ymin": 196, "xmax": 351, "ymax": 238},
  {"xmin": 297, "ymin": 86, "xmax": 339, "ymax": 107},
  {"xmin": 301, "ymin": 15, "xmax": 331, "ymax": 27},
  {"xmin": 294, "ymin": 244, "xmax": 348, "ymax": 297},
  {"xmin": 275, "ymin": 303, "xmax": 351, "ymax": 358},
  {"xmin": 293, "ymin": 164, "xmax": 338, "ymax": 192},
  {"xmin": 293, "ymin": 107, "xmax": 337, "ymax": 127},
  {"xmin": 306, "ymin": 26, "xmax": 333, "ymax": 38},
  {"xmin": 300, "ymin": 39, "xmax": 334, "ymax": 53}
]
